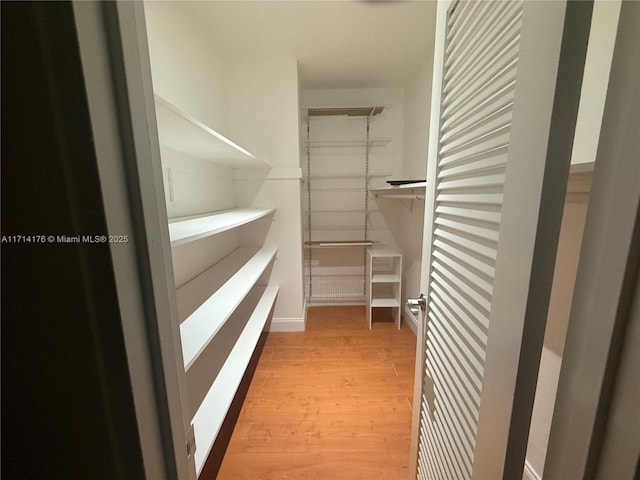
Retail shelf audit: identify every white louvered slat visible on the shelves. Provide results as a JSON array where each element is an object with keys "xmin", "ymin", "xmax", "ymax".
[
  {"xmin": 433, "ymin": 405, "xmax": 468, "ymax": 480},
  {"xmin": 425, "ymin": 411, "xmax": 456, "ymax": 479},
  {"xmin": 445, "ymin": 0, "xmax": 482, "ymax": 49},
  {"xmin": 438, "ymin": 152, "xmax": 508, "ymax": 178},
  {"xmin": 428, "ymin": 319, "xmax": 483, "ymax": 409},
  {"xmin": 433, "ymin": 251, "xmax": 491, "ymax": 310},
  {"xmin": 431, "ymin": 272, "xmax": 490, "ymax": 340},
  {"xmin": 416, "ymin": 1, "xmax": 524, "ymax": 478},
  {"xmin": 439, "ymin": 107, "xmax": 513, "ymax": 154},
  {"xmin": 430, "ymin": 282, "xmax": 489, "ymax": 363},
  {"xmin": 442, "ymin": 62, "xmax": 518, "ymax": 124},
  {"xmin": 439, "ymin": 133, "xmax": 510, "ymax": 166},
  {"xmin": 441, "ymin": 82, "xmax": 515, "ymax": 134},
  {"xmin": 428, "ymin": 337, "xmax": 482, "ymax": 441},
  {"xmin": 444, "ymin": 4, "xmax": 522, "ymax": 94},
  {"xmin": 436, "ymin": 191, "xmax": 504, "ymax": 206},
  {"xmin": 428, "ymin": 333, "xmax": 480, "ymax": 426},
  {"xmin": 433, "ymin": 230, "xmax": 497, "ymax": 273}
]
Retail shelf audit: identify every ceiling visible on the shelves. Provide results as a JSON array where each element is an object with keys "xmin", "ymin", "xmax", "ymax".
[{"xmin": 187, "ymin": 0, "xmax": 437, "ymax": 89}]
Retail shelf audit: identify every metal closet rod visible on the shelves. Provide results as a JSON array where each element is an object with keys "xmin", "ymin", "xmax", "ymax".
[
  {"xmin": 307, "ymin": 106, "xmax": 385, "ymax": 117},
  {"xmin": 304, "ymin": 240, "xmax": 374, "ymax": 248},
  {"xmin": 372, "ymin": 193, "xmax": 425, "ymax": 200}
]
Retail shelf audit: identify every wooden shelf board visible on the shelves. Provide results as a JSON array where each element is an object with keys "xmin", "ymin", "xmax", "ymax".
[
  {"xmin": 179, "ymin": 246, "xmax": 277, "ymax": 369},
  {"xmin": 192, "ymin": 285, "xmax": 279, "ymax": 476},
  {"xmin": 154, "ymin": 94, "xmax": 271, "ymax": 168},
  {"xmin": 371, "ymin": 298, "xmax": 400, "ymax": 308},
  {"xmin": 169, "ymin": 208, "xmax": 275, "ymax": 247},
  {"xmin": 371, "ymin": 274, "xmax": 401, "ymax": 283}
]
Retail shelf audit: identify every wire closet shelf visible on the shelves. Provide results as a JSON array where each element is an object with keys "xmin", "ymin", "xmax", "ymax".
[{"xmin": 304, "ymin": 105, "xmax": 386, "ymax": 305}]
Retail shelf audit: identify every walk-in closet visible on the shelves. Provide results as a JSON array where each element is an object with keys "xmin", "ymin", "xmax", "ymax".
[
  {"xmin": 5, "ymin": 0, "xmax": 637, "ymax": 479},
  {"xmin": 8, "ymin": 1, "xmax": 630, "ymax": 479},
  {"xmin": 142, "ymin": 2, "xmax": 434, "ymax": 475},
  {"xmin": 138, "ymin": 0, "xmax": 626, "ymax": 477}
]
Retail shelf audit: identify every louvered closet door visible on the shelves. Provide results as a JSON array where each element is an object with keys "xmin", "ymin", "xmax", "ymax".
[{"xmin": 411, "ymin": 1, "xmax": 572, "ymax": 479}]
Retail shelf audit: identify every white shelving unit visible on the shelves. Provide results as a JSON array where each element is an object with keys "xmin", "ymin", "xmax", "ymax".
[
  {"xmin": 168, "ymin": 208, "xmax": 276, "ymax": 247},
  {"xmin": 154, "ymin": 94, "xmax": 271, "ymax": 168},
  {"xmin": 367, "ymin": 248, "xmax": 402, "ymax": 329},
  {"xmin": 304, "ymin": 106, "xmax": 390, "ymax": 305},
  {"xmin": 177, "ymin": 246, "xmax": 277, "ymax": 369},
  {"xmin": 191, "ymin": 285, "xmax": 278, "ymax": 472},
  {"xmin": 170, "ymin": 207, "xmax": 278, "ymax": 479},
  {"xmin": 153, "ymin": 92, "xmax": 279, "ymax": 476},
  {"xmin": 173, "ymin": 226, "xmax": 277, "ymax": 477}
]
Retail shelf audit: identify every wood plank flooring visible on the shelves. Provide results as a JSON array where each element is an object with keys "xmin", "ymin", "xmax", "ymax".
[{"xmin": 217, "ymin": 306, "xmax": 417, "ymax": 480}]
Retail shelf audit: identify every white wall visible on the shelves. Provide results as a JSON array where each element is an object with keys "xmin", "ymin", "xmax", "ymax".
[
  {"xmin": 395, "ymin": 59, "xmax": 433, "ymax": 322},
  {"xmin": 402, "ymin": 60, "xmax": 432, "ymax": 180},
  {"xmin": 525, "ymin": 175, "xmax": 591, "ymax": 479},
  {"xmin": 301, "ymin": 87, "xmax": 405, "ymax": 204},
  {"xmin": 161, "ymin": 149, "xmax": 234, "ymax": 220},
  {"xmin": 301, "ymin": 89, "xmax": 405, "ymax": 175},
  {"xmin": 234, "ymin": 171, "xmax": 304, "ymax": 326},
  {"xmin": 571, "ymin": 0, "xmax": 621, "ymax": 168},
  {"xmin": 144, "ymin": 2, "xmax": 228, "ymax": 135},
  {"xmin": 227, "ymin": 57, "xmax": 305, "ymax": 327},
  {"xmin": 523, "ymin": 3, "xmax": 622, "ymax": 474},
  {"xmin": 145, "ymin": 3, "xmax": 305, "ymax": 328},
  {"xmin": 226, "ymin": 57, "xmax": 301, "ymax": 168}
]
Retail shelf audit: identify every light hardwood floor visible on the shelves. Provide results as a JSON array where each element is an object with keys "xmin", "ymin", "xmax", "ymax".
[{"xmin": 217, "ymin": 306, "xmax": 417, "ymax": 479}]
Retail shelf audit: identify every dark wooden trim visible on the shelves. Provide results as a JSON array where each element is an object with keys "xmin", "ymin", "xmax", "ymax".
[{"xmin": 1, "ymin": 2, "xmax": 145, "ymax": 478}]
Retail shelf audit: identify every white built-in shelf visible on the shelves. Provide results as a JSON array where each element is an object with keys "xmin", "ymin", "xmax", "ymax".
[
  {"xmin": 168, "ymin": 208, "xmax": 275, "ymax": 247},
  {"xmin": 370, "ymin": 181, "xmax": 426, "ymax": 200},
  {"xmin": 371, "ymin": 298, "xmax": 401, "ymax": 308},
  {"xmin": 372, "ymin": 273, "xmax": 401, "ymax": 283},
  {"xmin": 154, "ymin": 94, "xmax": 271, "ymax": 168},
  {"xmin": 192, "ymin": 285, "xmax": 278, "ymax": 475},
  {"xmin": 178, "ymin": 246, "xmax": 277, "ymax": 370}
]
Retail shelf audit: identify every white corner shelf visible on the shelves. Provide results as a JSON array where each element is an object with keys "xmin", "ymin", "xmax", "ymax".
[
  {"xmin": 168, "ymin": 207, "xmax": 275, "ymax": 247},
  {"xmin": 178, "ymin": 246, "xmax": 277, "ymax": 370},
  {"xmin": 370, "ymin": 181, "xmax": 426, "ymax": 200},
  {"xmin": 192, "ymin": 285, "xmax": 279, "ymax": 476},
  {"xmin": 154, "ymin": 94, "xmax": 271, "ymax": 168}
]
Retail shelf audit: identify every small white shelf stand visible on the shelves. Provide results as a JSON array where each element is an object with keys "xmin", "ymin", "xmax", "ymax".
[
  {"xmin": 367, "ymin": 248, "xmax": 402, "ymax": 329},
  {"xmin": 168, "ymin": 208, "xmax": 276, "ymax": 247},
  {"xmin": 154, "ymin": 94, "xmax": 271, "ymax": 168}
]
